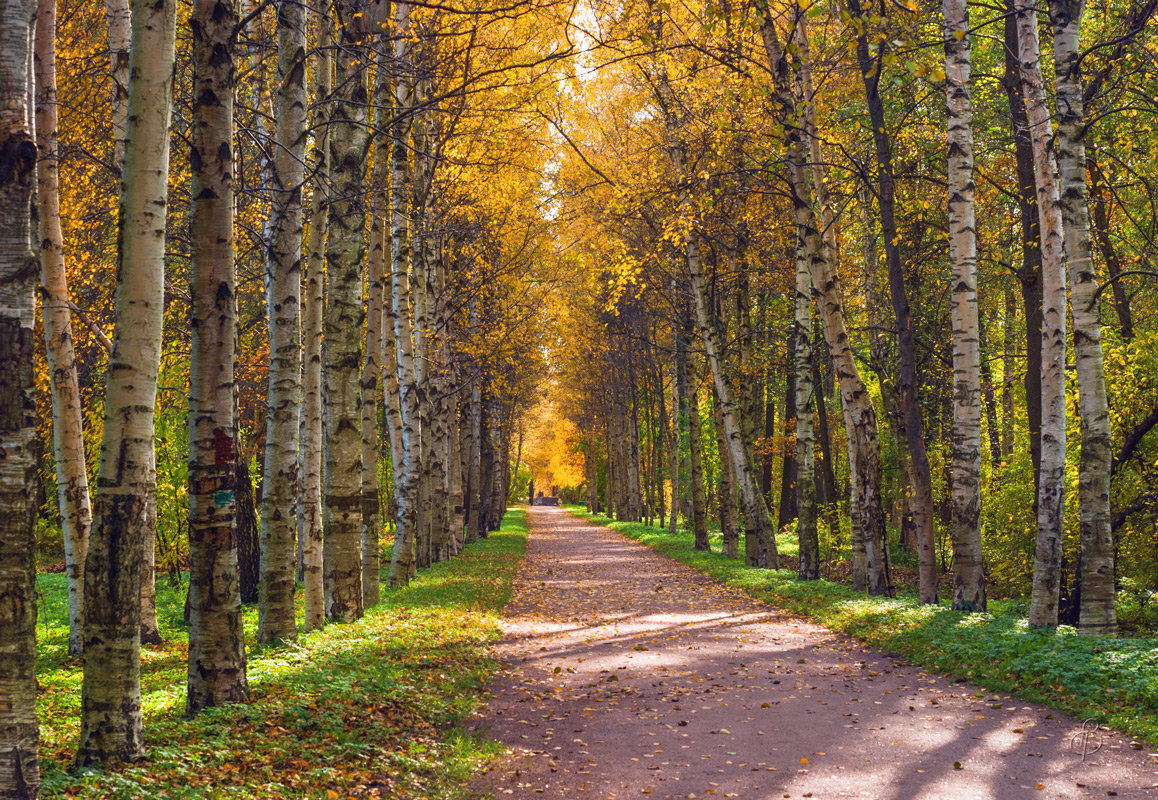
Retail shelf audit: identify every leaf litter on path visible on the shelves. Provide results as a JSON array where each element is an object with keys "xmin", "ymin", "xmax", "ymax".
[{"xmin": 473, "ymin": 508, "xmax": 1158, "ymax": 799}]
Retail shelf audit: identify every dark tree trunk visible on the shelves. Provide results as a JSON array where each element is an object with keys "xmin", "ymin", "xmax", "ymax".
[
  {"xmin": 1088, "ymin": 153, "xmax": 1133, "ymax": 342},
  {"xmin": 848, "ymin": 0, "xmax": 922, "ymax": 599},
  {"xmin": 1004, "ymin": 0, "xmax": 1043, "ymax": 490},
  {"xmin": 236, "ymin": 450, "xmax": 260, "ymax": 605}
]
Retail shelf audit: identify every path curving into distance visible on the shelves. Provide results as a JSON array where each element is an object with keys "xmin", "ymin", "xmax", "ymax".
[{"xmin": 472, "ymin": 506, "xmax": 1157, "ymax": 799}]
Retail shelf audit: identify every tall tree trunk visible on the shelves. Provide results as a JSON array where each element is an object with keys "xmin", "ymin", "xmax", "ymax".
[
  {"xmin": 139, "ymin": 459, "xmax": 163, "ymax": 644},
  {"xmin": 375, "ymin": 43, "xmax": 404, "ymax": 543},
  {"xmin": 687, "ymin": 252, "xmax": 775, "ymax": 567},
  {"xmin": 35, "ymin": 0, "xmax": 92, "ymax": 657},
  {"xmin": 628, "ymin": 384, "xmax": 643, "ymax": 521},
  {"xmin": 234, "ymin": 443, "xmax": 259, "ymax": 605},
  {"xmin": 78, "ymin": 0, "xmax": 176, "ymax": 764},
  {"xmin": 978, "ymin": 316, "xmax": 1002, "ymax": 471},
  {"xmin": 0, "ymin": 0, "xmax": 41, "ymax": 789},
  {"xmin": 845, "ymin": 0, "xmax": 934, "ymax": 602},
  {"xmin": 1087, "ymin": 153, "xmax": 1133, "ymax": 342},
  {"xmin": 1017, "ymin": 0, "xmax": 1068, "ymax": 628},
  {"xmin": 794, "ymin": 238, "xmax": 819, "ymax": 580},
  {"xmin": 777, "ymin": 330, "xmax": 797, "ymax": 536},
  {"xmin": 763, "ymin": 7, "xmax": 889, "ymax": 593},
  {"xmin": 1001, "ymin": 288, "xmax": 1017, "ymax": 459},
  {"xmin": 1050, "ymin": 0, "xmax": 1115, "ymax": 636},
  {"xmin": 712, "ymin": 387, "xmax": 741, "ymax": 557},
  {"xmin": 943, "ymin": 0, "xmax": 986, "ymax": 611},
  {"xmin": 388, "ymin": 0, "xmax": 421, "ymax": 585},
  {"xmin": 186, "ymin": 0, "xmax": 248, "ymax": 714},
  {"xmin": 323, "ymin": 0, "xmax": 369, "ymax": 620},
  {"xmin": 299, "ymin": 13, "xmax": 328, "ymax": 632},
  {"xmin": 1003, "ymin": 0, "xmax": 1044, "ymax": 490},
  {"xmin": 361, "ymin": 158, "xmax": 383, "ymax": 605},
  {"xmin": 686, "ymin": 373, "xmax": 708, "ymax": 550},
  {"xmin": 259, "ymin": 0, "xmax": 307, "ymax": 644},
  {"xmin": 104, "ymin": 0, "xmax": 130, "ymax": 173}
]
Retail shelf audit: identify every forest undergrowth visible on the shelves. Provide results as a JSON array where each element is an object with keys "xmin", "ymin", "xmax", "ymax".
[
  {"xmin": 35, "ymin": 510, "xmax": 528, "ymax": 799},
  {"xmin": 566, "ymin": 507, "xmax": 1158, "ymax": 748}
]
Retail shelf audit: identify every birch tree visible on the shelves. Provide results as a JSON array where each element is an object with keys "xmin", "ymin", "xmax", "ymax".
[
  {"xmin": 78, "ymin": 0, "xmax": 177, "ymax": 764},
  {"xmin": 793, "ymin": 234, "xmax": 819, "ymax": 580},
  {"xmin": 1049, "ymin": 0, "xmax": 1116, "ymax": 636},
  {"xmin": 105, "ymin": 0, "xmax": 130, "ymax": 172},
  {"xmin": 0, "ymin": 0, "xmax": 41, "ymax": 790},
  {"xmin": 942, "ymin": 0, "xmax": 986, "ymax": 611},
  {"xmin": 323, "ymin": 0, "xmax": 370, "ymax": 620},
  {"xmin": 843, "ymin": 0, "xmax": 932, "ymax": 602},
  {"xmin": 1016, "ymin": 0, "xmax": 1068, "ymax": 628},
  {"xmin": 389, "ymin": 0, "xmax": 422, "ymax": 587},
  {"xmin": 259, "ymin": 0, "xmax": 308, "ymax": 644},
  {"xmin": 186, "ymin": 0, "xmax": 248, "ymax": 714},
  {"xmin": 35, "ymin": 0, "xmax": 92, "ymax": 657},
  {"xmin": 300, "ymin": 12, "xmax": 330, "ymax": 633},
  {"xmin": 760, "ymin": 5, "xmax": 891, "ymax": 594}
]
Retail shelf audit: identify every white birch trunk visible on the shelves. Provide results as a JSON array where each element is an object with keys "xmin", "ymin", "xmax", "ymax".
[
  {"xmin": 361, "ymin": 159, "xmax": 383, "ymax": 605},
  {"xmin": 686, "ymin": 238, "xmax": 779, "ymax": 567},
  {"xmin": 1049, "ymin": 0, "xmax": 1115, "ymax": 635},
  {"xmin": 35, "ymin": 0, "xmax": 92, "ymax": 657},
  {"xmin": 187, "ymin": 0, "xmax": 248, "ymax": 713},
  {"xmin": 322, "ymin": 3, "xmax": 369, "ymax": 621},
  {"xmin": 259, "ymin": 0, "xmax": 307, "ymax": 644},
  {"xmin": 767, "ymin": 9, "xmax": 891, "ymax": 594},
  {"xmin": 943, "ymin": 0, "xmax": 986, "ymax": 611},
  {"xmin": 1016, "ymin": 0, "xmax": 1068, "ymax": 629},
  {"xmin": 104, "ymin": 0, "xmax": 130, "ymax": 172},
  {"xmin": 0, "ymin": 0, "xmax": 41, "ymax": 789},
  {"xmin": 299, "ymin": 14, "xmax": 329, "ymax": 632},
  {"xmin": 793, "ymin": 221, "xmax": 819, "ymax": 581},
  {"xmin": 388, "ymin": 0, "xmax": 421, "ymax": 586},
  {"xmin": 78, "ymin": 0, "xmax": 176, "ymax": 764}
]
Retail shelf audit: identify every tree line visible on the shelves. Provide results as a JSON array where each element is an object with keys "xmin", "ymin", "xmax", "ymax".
[
  {"xmin": 547, "ymin": 0, "xmax": 1157, "ymax": 646},
  {"xmin": 0, "ymin": 0, "xmax": 561, "ymax": 793}
]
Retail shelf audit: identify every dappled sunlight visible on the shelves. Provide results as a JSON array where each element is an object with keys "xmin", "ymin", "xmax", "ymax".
[{"xmin": 477, "ymin": 508, "xmax": 1158, "ymax": 799}]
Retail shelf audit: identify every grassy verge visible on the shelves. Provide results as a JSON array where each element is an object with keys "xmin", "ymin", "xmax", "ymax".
[
  {"xmin": 565, "ymin": 506, "xmax": 1158, "ymax": 746},
  {"xmin": 39, "ymin": 508, "xmax": 528, "ymax": 799}
]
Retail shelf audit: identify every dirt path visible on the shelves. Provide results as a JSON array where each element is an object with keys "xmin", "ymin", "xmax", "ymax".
[{"xmin": 472, "ymin": 507, "xmax": 1157, "ymax": 799}]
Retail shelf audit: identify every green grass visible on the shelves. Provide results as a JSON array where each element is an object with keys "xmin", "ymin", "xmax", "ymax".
[
  {"xmin": 39, "ymin": 508, "xmax": 528, "ymax": 799},
  {"xmin": 565, "ymin": 505, "xmax": 1158, "ymax": 746}
]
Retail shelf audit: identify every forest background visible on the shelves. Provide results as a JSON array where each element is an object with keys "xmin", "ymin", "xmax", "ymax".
[{"xmin": 2, "ymin": 0, "xmax": 1158, "ymax": 794}]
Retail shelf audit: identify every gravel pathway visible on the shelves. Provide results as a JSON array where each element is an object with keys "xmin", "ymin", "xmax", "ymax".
[{"xmin": 472, "ymin": 506, "xmax": 1157, "ymax": 799}]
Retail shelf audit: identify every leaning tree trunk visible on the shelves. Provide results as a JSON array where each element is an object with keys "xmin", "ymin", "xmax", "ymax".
[
  {"xmin": 687, "ymin": 242, "xmax": 777, "ymax": 568},
  {"xmin": 77, "ymin": 0, "xmax": 176, "ymax": 765},
  {"xmin": 259, "ymin": 0, "xmax": 308, "ymax": 644},
  {"xmin": 299, "ymin": 12, "xmax": 329, "ymax": 632},
  {"xmin": 1050, "ymin": 0, "xmax": 1115, "ymax": 636},
  {"xmin": 322, "ymin": 0, "xmax": 370, "ymax": 620},
  {"xmin": 1016, "ymin": 0, "xmax": 1068, "ymax": 629},
  {"xmin": 0, "ymin": 0, "xmax": 41, "ymax": 791},
  {"xmin": 943, "ymin": 0, "xmax": 986, "ymax": 612},
  {"xmin": 186, "ymin": 0, "xmax": 248, "ymax": 714},
  {"xmin": 35, "ymin": 0, "xmax": 93, "ymax": 658}
]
